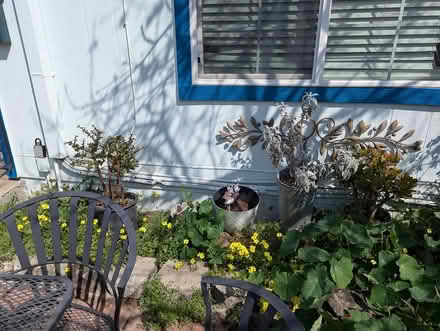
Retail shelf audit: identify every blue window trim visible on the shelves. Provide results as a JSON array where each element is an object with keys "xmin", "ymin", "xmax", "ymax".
[{"xmin": 174, "ymin": 0, "xmax": 440, "ymax": 106}]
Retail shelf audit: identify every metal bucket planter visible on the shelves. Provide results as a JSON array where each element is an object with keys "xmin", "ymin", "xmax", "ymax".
[
  {"xmin": 213, "ymin": 185, "xmax": 260, "ymax": 234},
  {"xmin": 277, "ymin": 170, "xmax": 316, "ymax": 230}
]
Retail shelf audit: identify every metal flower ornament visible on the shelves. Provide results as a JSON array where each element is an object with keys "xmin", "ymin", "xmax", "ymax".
[{"xmin": 217, "ymin": 92, "xmax": 423, "ymax": 193}]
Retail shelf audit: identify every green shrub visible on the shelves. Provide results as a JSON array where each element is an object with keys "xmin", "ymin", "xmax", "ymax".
[{"xmin": 140, "ymin": 279, "xmax": 205, "ymax": 330}]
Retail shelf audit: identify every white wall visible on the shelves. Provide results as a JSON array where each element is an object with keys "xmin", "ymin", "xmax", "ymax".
[{"xmin": 1, "ymin": 0, "xmax": 439, "ymax": 215}]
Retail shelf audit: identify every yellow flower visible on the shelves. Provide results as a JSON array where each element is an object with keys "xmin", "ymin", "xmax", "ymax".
[
  {"xmin": 184, "ymin": 239, "xmax": 189, "ymax": 245},
  {"xmin": 80, "ymin": 220, "xmax": 86, "ymax": 225},
  {"xmin": 143, "ymin": 217, "xmax": 147, "ymax": 222},
  {"xmin": 259, "ymin": 298, "xmax": 269, "ymax": 313},
  {"xmin": 267, "ymin": 280, "xmax": 275, "ymax": 289},
  {"xmin": 139, "ymin": 226, "xmax": 147, "ymax": 233},
  {"xmin": 64, "ymin": 266, "xmax": 71, "ymax": 274},
  {"xmin": 152, "ymin": 191, "xmax": 161, "ymax": 199},
  {"xmin": 427, "ymin": 228, "xmax": 433, "ymax": 234},
  {"xmin": 251, "ymin": 232, "xmax": 259, "ymax": 240},
  {"xmin": 121, "ymin": 234, "xmax": 127, "ymax": 240},
  {"xmin": 291, "ymin": 296, "xmax": 301, "ymax": 312},
  {"xmin": 38, "ymin": 214, "xmax": 49, "ymax": 222},
  {"xmin": 262, "ymin": 240, "xmax": 269, "ymax": 249},
  {"xmin": 197, "ymin": 252, "xmax": 205, "ymax": 260},
  {"xmin": 264, "ymin": 251, "xmax": 272, "ymax": 262},
  {"xmin": 175, "ymin": 261, "xmax": 184, "ymax": 270},
  {"xmin": 22, "ymin": 216, "xmax": 29, "ymax": 222},
  {"xmin": 190, "ymin": 258, "xmax": 196, "ymax": 265},
  {"xmin": 248, "ymin": 266, "xmax": 256, "ymax": 273},
  {"xmin": 226, "ymin": 254, "xmax": 234, "ymax": 261},
  {"xmin": 161, "ymin": 220, "xmax": 168, "ymax": 227},
  {"xmin": 61, "ymin": 222, "xmax": 67, "ymax": 229},
  {"xmin": 120, "ymin": 228, "xmax": 126, "ymax": 234},
  {"xmin": 276, "ymin": 232, "xmax": 283, "ymax": 239},
  {"xmin": 228, "ymin": 264, "xmax": 235, "ymax": 271},
  {"xmin": 41, "ymin": 203, "xmax": 49, "ymax": 210},
  {"xmin": 249, "ymin": 245, "xmax": 256, "ymax": 253},
  {"xmin": 371, "ymin": 259, "xmax": 377, "ymax": 265},
  {"xmin": 402, "ymin": 248, "xmax": 408, "ymax": 254},
  {"xmin": 167, "ymin": 223, "xmax": 172, "ymax": 229},
  {"xmin": 97, "ymin": 228, "xmax": 101, "ymax": 234},
  {"xmin": 17, "ymin": 224, "xmax": 24, "ymax": 232},
  {"xmin": 93, "ymin": 218, "xmax": 98, "ymax": 225}
]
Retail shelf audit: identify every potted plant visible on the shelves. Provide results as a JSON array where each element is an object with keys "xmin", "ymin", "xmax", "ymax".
[
  {"xmin": 66, "ymin": 125, "xmax": 142, "ymax": 225},
  {"xmin": 212, "ymin": 183, "xmax": 260, "ymax": 234},
  {"xmin": 217, "ymin": 92, "xmax": 422, "ymax": 228}
]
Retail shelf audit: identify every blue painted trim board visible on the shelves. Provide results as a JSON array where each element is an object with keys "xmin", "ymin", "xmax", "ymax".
[
  {"xmin": 174, "ymin": 0, "xmax": 440, "ymax": 106},
  {"xmin": 0, "ymin": 110, "xmax": 17, "ymax": 179}
]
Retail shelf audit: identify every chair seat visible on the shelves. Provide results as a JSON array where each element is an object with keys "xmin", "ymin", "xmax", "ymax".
[{"xmin": 56, "ymin": 303, "xmax": 114, "ymax": 331}]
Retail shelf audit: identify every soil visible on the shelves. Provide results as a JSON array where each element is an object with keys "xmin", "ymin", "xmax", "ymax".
[{"xmin": 214, "ymin": 186, "xmax": 259, "ymax": 212}]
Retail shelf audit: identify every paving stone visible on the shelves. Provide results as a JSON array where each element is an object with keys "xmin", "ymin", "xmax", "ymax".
[
  {"xmin": 123, "ymin": 256, "xmax": 157, "ymax": 299},
  {"xmin": 157, "ymin": 260, "xmax": 209, "ymax": 297}
]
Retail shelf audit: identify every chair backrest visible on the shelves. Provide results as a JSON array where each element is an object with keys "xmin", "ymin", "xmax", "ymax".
[
  {"xmin": 0, "ymin": 191, "xmax": 136, "ymax": 302},
  {"xmin": 201, "ymin": 276, "xmax": 305, "ymax": 331}
]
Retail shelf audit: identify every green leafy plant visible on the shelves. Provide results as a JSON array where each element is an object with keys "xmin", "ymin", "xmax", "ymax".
[
  {"xmin": 140, "ymin": 279, "xmax": 205, "ymax": 330},
  {"xmin": 343, "ymin": 148, "xmax": 417, "ymax": 223},
  {"xmin": 66, "ymin": 125, "xmax": 142, "ymax": 203}
]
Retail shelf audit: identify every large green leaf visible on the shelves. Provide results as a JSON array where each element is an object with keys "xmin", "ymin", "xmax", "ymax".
[
  {"xmin": 298, "ymin": 247, "xmax": 331, "ymax": 263},
  {"xmin": 280, "ymin": 230, "xmax": 301, "ymax": 257},
  {"xmin": 387, "ymin": 281, "xmax": 410, "ymax": 292},
  {"xmin": 369, "ymin": 267, "xmax": 388, "ymax": 284},
  {"xmin": 302, "ymin": 267, "xmax": 326, "ymax": 299},
  {"xmin": 198, "ymin": 200, "xmax": 212, "ymax": 216},
  {"xmin": 349, "ymin": 310, "xmax": 370, "ymax": 322},
  {"xmin": 330, "ymin": 257, "xmax": 353, "ymax": 288},
  {"xmin": 342, "ymin": 223, "xmax": 373, "ymax": 248},
  {"xmin": 273, "ymin": 272, "xmax": 302, "ymax": 301},
  {"xmin": 378, "ymin": 251, "xmax": 396, "ymax": 268},
  {"xmin": 425, "ymin": 234, "xmax": 440, "ymax": 248},
  {"xmin": 409, "ymin": 281, "xmax": 440, "ymax": 303},
  {"xmin": 354, "ymin": 314, "xmax": 406, "ymax": 331},
  {"xmin": 396, "ymin": 255, "xmax": 424, "ymax": 284},
  {"xmin": 369, "ymin": 285, "xmax": 395, "ymax": 307},
  {"xmin": 310, "ymin": 315, "xmax": 323, "ymax": 331}
]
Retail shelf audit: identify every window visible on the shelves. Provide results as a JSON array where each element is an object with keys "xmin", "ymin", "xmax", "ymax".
[{"xmin": 174, "ymin": 0, "xmax": 440, "ymax": 105}]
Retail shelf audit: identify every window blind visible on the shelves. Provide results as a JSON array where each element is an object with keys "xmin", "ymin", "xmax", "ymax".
[
  {"xmin": 324, "ymin": 0, "xmax": 440, "ymax": 81},
  {"xmin": 200, "ymin": 0, "xmax": 320, "ymax": 78}
]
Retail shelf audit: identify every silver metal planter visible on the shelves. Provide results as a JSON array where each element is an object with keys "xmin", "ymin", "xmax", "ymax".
[
  {"xmin": 213, "ymin": 186, "xmax": 260, "ymax": 234},
  {"xmin": 277, "ymin": 171, "xmax": 316, "ymax": 230}
]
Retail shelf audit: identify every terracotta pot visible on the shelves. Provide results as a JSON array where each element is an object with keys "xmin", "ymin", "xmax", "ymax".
[{"xmin": 213, "ymin": 185, "xmax": 260, "ymax": 234}]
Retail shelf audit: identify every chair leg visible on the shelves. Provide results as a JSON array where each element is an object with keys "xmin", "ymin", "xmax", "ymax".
[{"xmin": 201, "ymin": 282, "xmax": 212, "ymax": 331}]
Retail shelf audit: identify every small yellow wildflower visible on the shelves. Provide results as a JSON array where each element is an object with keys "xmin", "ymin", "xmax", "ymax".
[
  {"xmin": 190, "ymin": 258, "xmax": 196, "ymax": 265},
  {"xmin": 197, "ymin": 252, "xmax": 205, "ymax": 260},
  {"xmin": 248, "ymin": 266, "xmax": 256, "ymax": 273},
  {"xmin": 64, "ymin": 267, "xmax": 71, "ymax": 274},
  {"xmin": 259, "ymin": 298, "xmax": 269, "ymax": 313},
  {"xmin": 61, "ymin": 222, "xmax": 67, "ymax": 229},
  {"xmin": 80, "ymin": 220, "xmax": 86, "ymax": 225},
  {"xmin": 249, "ymin": 245, "xmax": 256, "ymax": 253},
  {"xmin": 229, "ymin": 242, "xmax": 249, "ymax": 257},
  {"xmin": 291, "ymin": 296, "xmax": 301, "ymax": 312},
  {"xmin": 121, "ymin": 234, "xmax": 127, "ymax": 240},
  {"xmin": 262, "ymin": 240, "xmax": 269, "ymax": 249},
  {"xmin": 183, "ymin": 239, "xmax": 189, "ymax": 245},
  {"xmin": 161, "ymin": 220, "xmax": 168, "ymax": 227},
  {"xmin": 120, "ymin": 228, "xmax": 126, "ymax": 234},
  {"xmin": 17, "ymin": 224, "xmax": 24, "ymax": 232},
  {"xmin": 152, "ymin": 191, "xmax": 161, "ymax": 199},
  {"xmin": 371, "ymin": 259, "xmax": 377, "ymax": 265},
  {"xmin": 402, "ymin": 248, "xmax": 408, "ymax": 254},
  {"xmin": 41, "ymin": 203, "xmax": 49, "ymax": 210},
  {"xmin": 228, "ymin": 264, "xmax": 235, "ymax": 271},
  {"xmin": 139, "ymin": 226, "xmax": 147, "ymax": 233},
  {"xmin": 167, "ymin": 223, "xmax": 172, "ymax": 229},
  {"xmin": 143, "ymin": 217, "xmax": 147, "ymax": 222},
  {"xmin": 251, "ymin": 232, "xmax": 260, "ymax": 245},
  {"xmin": 93, "ymin": 218, "xmax": 98, "ymax": 225},
  {"xmin": 38, "ymin": 214, "xmax": 49, "ymax": 222},
  {"xmin": 22, "ymin": 216, "xmax": 29, "ymax": 224},
  {"xmin": 427, "ymin": 228, "xmax": 433, "ymax": 234},
  {"xmin": 226, "ymin": 254, "xmax": 234, "ymax": 261},
  {"xmin": 97, "ymin": 228, "xmax": 102, "ymax": 234},
  {"xmin": 264, "ymin": 251, "xmax": 272, "ymax": 262},
  {"xmin": 175, "ymin": 261, "xmax": 184, "ymax": 270},
  {"xmin": 276, "ymin": 232, "xmax": 283, "ymax": 239}
]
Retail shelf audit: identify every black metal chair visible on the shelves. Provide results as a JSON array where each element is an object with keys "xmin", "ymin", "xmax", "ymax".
[
  {"xmin": 0, "ymin": 191, "xmax": 137, "ymax": 330},
  {"xmin": 201, "ymin": 276, "xmax": 305, "ymax": 331}
]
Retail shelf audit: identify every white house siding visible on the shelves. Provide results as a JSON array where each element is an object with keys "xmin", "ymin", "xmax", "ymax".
[{"xmin": 0, "ymin": 0, "xmax": 439, "ymax": 217}]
